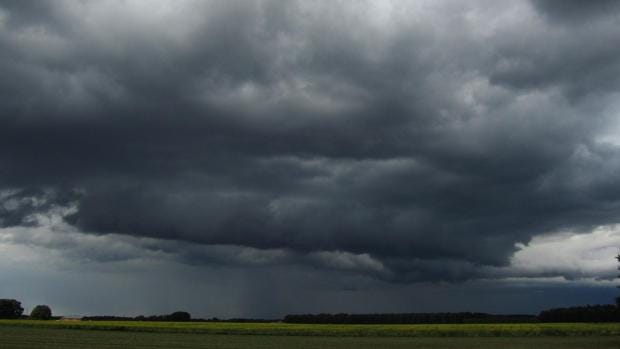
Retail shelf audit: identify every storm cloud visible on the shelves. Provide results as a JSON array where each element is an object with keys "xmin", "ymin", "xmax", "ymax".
[{"xmin": 1, "ymin": 0, "xmax": 620, "ymax": 287}]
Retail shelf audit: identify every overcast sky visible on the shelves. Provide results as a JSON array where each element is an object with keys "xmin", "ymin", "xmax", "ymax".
[{"xmin": 1, "ymin": 0, "xmax": 620, "ymax": 318}]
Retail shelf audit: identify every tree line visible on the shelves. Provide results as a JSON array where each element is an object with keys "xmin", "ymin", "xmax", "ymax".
[
  {"xmin": 0, "ymin": 300, "xmax": 192, "ymax": 322},
  {"xmin": 538, "ymin": 305, "xmax": 620, "ymax": 323},
  {"xmin": 283, "ymin": 312, "xmax": 538, "ymax": 324},
  {"xmin": 82, "ymin": 311, "xmax": 191, "ymax": 322},
  {"xmin": 282, "ymin": 307, "xmax": 620, "ymax": 324}
]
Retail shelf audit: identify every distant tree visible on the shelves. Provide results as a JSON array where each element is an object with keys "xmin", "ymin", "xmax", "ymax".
[
  {"xmin": 0, "ymin": 299, "xmax": 24, "ymax": 319},
  {"xmin": 616, "ymin": 253, "xmax": 620, "ymax": 307},
  {"xmin": 168, "ymin": 311, "xmax": 191, "ymax": 322},
  {"xmin": 30, "ymin": 305, "xmax": 52, "ymax": 320}
]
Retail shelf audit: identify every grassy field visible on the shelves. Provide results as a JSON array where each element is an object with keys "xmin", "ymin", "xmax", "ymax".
[
  {"xmin": 1, "ymin": 326, "xmax": 620, "ymax": 349},
  {"xmin": 1, "ymin": 319, "xmax": 620, "ymax": 337}
]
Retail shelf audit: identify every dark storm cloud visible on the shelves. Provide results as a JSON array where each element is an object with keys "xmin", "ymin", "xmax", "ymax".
[
  {"xmin": 1, "ymin": 0, "xmax": 620, "ymax": 282},
  {"xmin": 489, "ymin": 2, "xmax": 620, "ymax": 99}
]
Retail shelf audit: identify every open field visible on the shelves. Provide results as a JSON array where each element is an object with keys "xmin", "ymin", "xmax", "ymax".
[
  {"xmin": 1, "ymin": 326, "xmax": 620, "ymax": 349},
  {"xmin": 1, "ymin": 320, "xmax": 620, "ymax": 337}
]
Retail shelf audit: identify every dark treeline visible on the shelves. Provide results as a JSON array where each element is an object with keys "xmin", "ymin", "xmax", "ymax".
[
  {"xmin": 283, "ymin": 312, "xmax": 538, "ymax": 324},
  {"xmin": 40, "ymin": 308, "xmax": 620, "ymax": 324},
  {"xmin": 538, "ymin": 305, "xmax": 620, "ymax": 323},
  {"xmin": 83, "ymin": 311, "xmax": 191, "ymax": 322},
  {"xmin": 284, "ymin": 305, "xmax": 620, "ymax": 324},
  {"xmin": 81, "ymin": 313, "xmax": 276, "ymax": 323}
]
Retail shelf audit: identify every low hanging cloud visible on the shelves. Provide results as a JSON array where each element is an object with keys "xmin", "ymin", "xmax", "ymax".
[
  {"xmin": 2, "ymin": 206, "xmax": 617, "ymax": 287},
  {"xmin": 1, "ymin": 0, "xmax": 620, "ymax": 283},
  {"xmin": 503, "ymin": 226, "xmax": 620, "ymax": 281}
]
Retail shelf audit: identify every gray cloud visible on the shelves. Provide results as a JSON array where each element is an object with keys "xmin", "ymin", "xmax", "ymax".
[
  {"xmin": 531, "ymin": 0, "xmax": 620, "ymax": 22},
  {"xmin": 1, "ymin": 0, "xmax": 620, "ymax": 285},
  {"xmin": 0, "ymin": 188, "xmax": 78, "ymax": 227}
]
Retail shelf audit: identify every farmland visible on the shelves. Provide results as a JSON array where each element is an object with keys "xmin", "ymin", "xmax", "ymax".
[
  {"xmin": 1, "ymin": 319, "xmax": 620, "ymax": 337},
  {"xmin": 1, "ymin": 321, "xmax": 619, "ymax": 349}
]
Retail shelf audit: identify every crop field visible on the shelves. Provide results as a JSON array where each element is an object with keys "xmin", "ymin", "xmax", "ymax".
[
  {"xmin": 0, "ymin": 321, "xmax": 619, "ymax": 348},
  {"xmin": 2, "ymin": 326, "xmax": 620, "ymax": 349},
  {"xmin": 1, "ymin": 320, "xmax": 620, "ymax": 337}
]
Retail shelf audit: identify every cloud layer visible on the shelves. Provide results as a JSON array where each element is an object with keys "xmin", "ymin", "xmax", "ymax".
[{"xmin": 1, "ymin": 0, "xmax": 620, "ymax": 284}]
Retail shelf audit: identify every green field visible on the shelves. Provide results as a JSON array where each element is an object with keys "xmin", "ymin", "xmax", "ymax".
[
  {"xmin": 1, "ymin": 321, "xmax": 620, "ymax": 349},
  {"xmin": 1, "ymin": 320, "xmax": 620, "ymax": 337},
  {"xmin": 1, "ymin": 326, "xmax": 620, "ymax": 349}
]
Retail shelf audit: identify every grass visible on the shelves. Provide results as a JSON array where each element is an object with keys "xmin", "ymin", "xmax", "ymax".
[
  {"xmin": 0, "ymin": 319, "xmax": 619, "ymax": 337},
  {"xmin": 1, "ymin": 326, "xmax": 620, "ymax": 349}
]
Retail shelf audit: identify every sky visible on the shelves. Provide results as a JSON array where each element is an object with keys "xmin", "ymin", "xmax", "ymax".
[{"xmin": 1, "ymin": 0, "xmax": 620, "ymax": 318}]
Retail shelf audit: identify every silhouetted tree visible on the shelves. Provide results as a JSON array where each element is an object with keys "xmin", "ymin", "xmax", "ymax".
[
  {"xmin": 0, "ymin": 299, "xmax": 24, "ymax": 319},
  {"xmin": 616, "ymin": 253, "xmax": 620, "ymax": 307},
  {"xmin": 30, "ymin": 305, "xmax": 52, "ymax": 320},
  {"xmin": 168, "ymin": 311, "xmax": 191, "ymax": 321}
]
